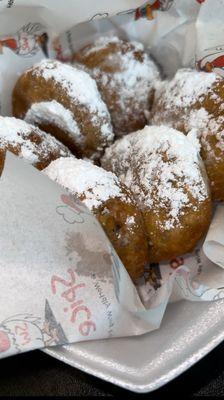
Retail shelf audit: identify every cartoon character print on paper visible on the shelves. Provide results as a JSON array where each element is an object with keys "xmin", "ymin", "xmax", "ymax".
[
  {"xmin": 171, "ymin": 248, "xmax": 206, "ymax": 299},
  {"xmin": 211, "ymin": 287, "xmax": 224, "ymax": 300},
  {"xmin": 0, "ymin": 314, "xmax": 43, "ymax": 357},
  {"xmin": 177, "ymin": 272, "xmax": 224, "ymax": 301},
  {"xmin": 90, "ymin": 13, "xmax": 109, "ymax": 21},
  {"xmin": 172, "ymin": 248, "xmax": 224, "ymax": 300},
  {"xmin": 174, "ymin": 264, "xmax": 213, "ymax": 300},
  {"xmin": 170, "ymin": 256, "xmax": 184, "ymax": 269},
  {"xmin": 0, "ymin": 301, "xmax": 69, "ymax": 357},
  {"xmin": 52, "ymin": 37, "xmax": 72, "ymax": 63},
  {"xmin": 134, "ymin": 0, "xmax": 173, "ymax": 21},
  {"xmin": 116, "ymin": 0, "xmax": 173, "ymax": 19},
  {"xmin": 198, "ymin": 287, "xmax": 224, "ymax": 301},
  {"xmin": 0, "ymin": 23, "xmax": 48, "ymax": 57},
  {"xmin": 56, "ymin": 193, "xmax": 92, "ymax": 225},
  {"xmin": 196, "ymin": 46, "xmax": 224, "ymax": 77}
]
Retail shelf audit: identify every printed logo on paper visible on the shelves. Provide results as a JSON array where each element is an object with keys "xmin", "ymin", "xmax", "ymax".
[
  {"xmin": 196, "ymin": 46, "xmax": 224, "ymax": 77},
  {"xmin": 51, "ymin": 268, "xmax": 96, "ymax": 337},
  {"xmin": 0, "ymin": 23, "xmax": 49, "ymax": 57},
  {"xmin": 116, "ymin": 0, "xmax": 173, "ymax": 20},
  {"xmin": 0, "ymin": 300, "xmax": 68, "ymax": 358},
  {"xmin": 170, "ymin": 256, "xmax": 184, "ymax": 269},
  {"xmin": 52, "ymin": 36, "xmax": 73, "ymax": 63},
  {"xmin": 56, "ymin": 194, "xmax": 92, "ymax": 225},
  {"xmin": 0, "ymin": 314, "xmax": 43, "ymax": 356},
  {"xmin": 89, "ymin": 13, "xmax": 109, "ymax": 21},
  {"xmin": 134, "ymin": 0, "xmax": 173, "ymax": 20}
]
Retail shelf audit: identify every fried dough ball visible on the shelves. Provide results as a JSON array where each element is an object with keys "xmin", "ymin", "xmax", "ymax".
[
  {"xmin": 102, "ymin": 125, "xmax": 212, "ymax": 263},
  {"xmin": 0, "ymin": 116, "xmax": 70, "ymax": 175},
  {"xmin": 151, "ymin": 68, "xmax": 224, "ymax": 200},
  {"xmin": 44, "ymin": 157, "xmax": 149, "ymax": 281},
  {"xmin": 12, "ymin": 59, "xmax": 114, "ymax": 160},
  {"xmin": 73, "ymin": 36, "xmax": 160, "ymax": 137}
]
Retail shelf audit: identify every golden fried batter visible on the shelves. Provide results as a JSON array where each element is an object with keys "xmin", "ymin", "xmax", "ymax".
[
  {"xmin": 44, "ymin": 157, "xmax": 149, "ymax": 281},
  {"xmin": 12, "ymin": 59, "xmax": 114, "ymax": 160},
  {"xmin": 74, "ymin": 36, "xmax": 160, "ymax": 137},
  {"xmin": 152, "ymin": 68, "xmax": 224, "ymax": 200},
  {"xmin": 102, "ymin": 125, "xmax": 212, "ymax": 262},
  {"xmin": 0, "ymin": 116, "xmax": 70, "ymax": 175}
]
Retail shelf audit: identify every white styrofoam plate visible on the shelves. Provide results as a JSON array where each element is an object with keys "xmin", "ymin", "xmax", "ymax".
[{"xmin": 44, "ymin": 299, "xmax": 224, "ymax": 393}]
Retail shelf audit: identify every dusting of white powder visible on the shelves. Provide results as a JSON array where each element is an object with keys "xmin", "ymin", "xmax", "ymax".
[
  {"xmin": 153, "ymin": 69, "xmax": 224, "ymax": 158},
  {"xmin": 187, "ymin": 128, "xmax": 201, "ymax": 153},
  {"xmin": 187, "ymin": 108, "xmax": 224, "ymax": 156},
  {"xmin": 126, "ymin": 216, "xmax": 135, "ymax": 224},
  {"xmin": 30, "ymin": 59, "xmax": 108, "ymax": 116},
  {"xmin": 83, "ymin": 36, "xmax": 120, "ymax": 56},
  {"xmin": 78, "ymin": 36, "xmax": 160, "ymax": 133},
  {"xmin": 44, "ymin": 157, "xmax": 128, "ymax": 210},
  {"xmin": 102, "ymin": 125, "xmax": 209, "ymax": 230},
  {"xmin": 96, "ymin": 37, "xmax": 159, "ymax": 106},
  {"xmin": 25, "ymin": 101, "xmax": 83, "ymax": 144},
  {"xmin": 84, "ymin": 35, "xmax": 145, "ymax": 57},
  {"xmin": 115, "ymin": 52, "xmax": 158, "ymax": 108},
  {"xmin": 27, "ymin": 59, "xmax": 113, "ymax": 143},
  {"xmin": 0, "ymin": 116, "xmax": 69, "ymax": 164},
  {"xmin": 155, "ymin": 68, "xmax": 219, "ymax": 109}
]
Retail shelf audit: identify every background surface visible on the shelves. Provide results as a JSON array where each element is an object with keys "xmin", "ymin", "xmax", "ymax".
[{"xmin": 0, "ymin": 343, "xmax": 223, "ymax": 397}]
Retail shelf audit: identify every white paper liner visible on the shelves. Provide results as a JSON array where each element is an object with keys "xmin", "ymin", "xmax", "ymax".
[{"xmin": 0, "ymin": 0, "xmax": 223, "ymax": 359}]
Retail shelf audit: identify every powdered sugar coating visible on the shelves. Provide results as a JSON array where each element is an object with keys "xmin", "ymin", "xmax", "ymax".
[
  {"xmin": 154, "ymin": 69, "xmax": 219, "ymax": 109},
  {"xmin": 25, "ymin": 101, "xmax": 83, "ymax": 144},
  {"xmin": 102, "ymin": 125, "xmax": 209, "ymax": 230},
  {"xmin": 187, "ymin": 109, "xmax": 224, "ymax": 159},
  {"xmin": 31, "ymin": 59, "xmax": 110, "ymax": 119},
  {"xmin": 83, "ymin": 36, "xmax": 121, "ymax": 56},
  {"xmin": 152, "ymin": 69, "xmax": 224, "ymax": 158},
  {"xmin": 0, "ymin": 116, "xmax": 70, "ymax": 165},
  {"xmin": 26, "ymin": 59, "xmax": 114, "ymax": 153},
  {"xmin": 44, "ymin": 157, "xmax": 129, "ymax": 210},
  {"xmin": 75, "ymin": 36, "xmax": 160, "ymax": 135}
]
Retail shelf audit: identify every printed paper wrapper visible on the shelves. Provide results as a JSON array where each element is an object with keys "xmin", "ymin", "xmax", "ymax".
[{"xmin": 0, "ymin": 0, "xmax": 224, "ymax": 359}]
